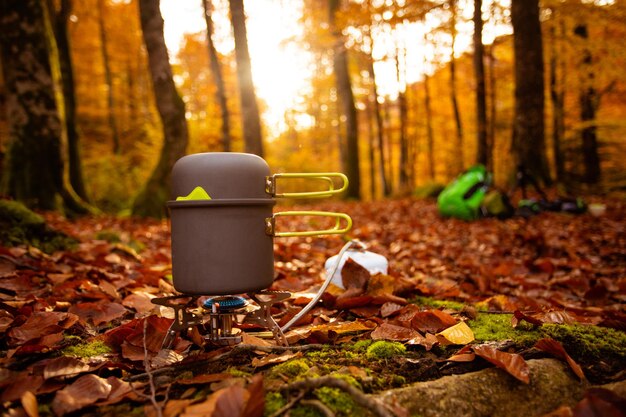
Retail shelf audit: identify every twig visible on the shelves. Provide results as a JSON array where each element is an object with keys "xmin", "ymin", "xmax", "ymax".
[
  {"xmin": 128, "ymin": 320, "xmax": 166, "ymax": 417},
  {"xmin": 280, "ymin": 376, "xmax": 394, "ymax": 417},
  {"xmin": 233, "ymin": 343, "xmax": 326, "ymax": 354},
  {"xmin": 268, "ymin": 391, "xmax": 305, "ymax": 417}
]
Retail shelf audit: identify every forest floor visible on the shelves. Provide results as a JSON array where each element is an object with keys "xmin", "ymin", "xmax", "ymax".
[{"xmin": 0, "ymin": 197, "xmax": 625, "ymax": 417}]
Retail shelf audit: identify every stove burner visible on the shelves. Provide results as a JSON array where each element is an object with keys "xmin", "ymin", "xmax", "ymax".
[
  {"xmin": 204, "ymin": 296, "xmax": 247, "ymax": 311},
  {"xmin": 152, "ymin": 290, "xmax": 290, "ymax": 348}
]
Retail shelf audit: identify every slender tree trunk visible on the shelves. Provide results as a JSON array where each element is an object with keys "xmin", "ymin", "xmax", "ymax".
[
  {"xmin": 424, "ymin": 73, "xmax": 435, "ymax": 181},
  {"xmin": 203, "ymin": 0, "xmax": 231, "ymax": 152},
  {"xmin": 366, "ymin": 45, "xmax": 390, "ymax": 196},
  {"xmin": 473, "ymin": 0, "xmax": 488, "ymax": 168},
  {"xmin": 487, "ymin": 42, "xmax": 496, "ymax": 173},
  {"xmin": 366, "ymin": 98, "xmax": 376, "ymax": 199},
  {"xmin": 133, "ymin": 0, "xmax": 189, "ymax": 218},
  {"xmin": 330, "ymin": 0, "xmax": 360, "ymax": 199},
  {"xmin": 511, "ymin": 0, "xmax": 551, "ymax": 184},
  {"xmin": 449, "ymin": 0, "xmax": 464, "ymax": 174},
  {"xmin": 383, "ymin": 100, "xmax": 394, "ymax": 189},
  {"xmin": 396, "ymin": 46, "xmax": 410, "ymax": 191},
  {"xmin": 228, "ymin": 0, "xmax": 263, "ymax": 157},
  {"xmin": 549, "ymin": 21, "xmax": 565, "ymax": 182},
  {"xmin": 97, "ymin": 0, "xmax": 121, "ymax": 155},
  {"xmin": 48, "ymin": 0, "xmax": 89, "ymax": 201},
  {"xmin": 573, "ymin": 23, "xmax": 600, "ymax": 184}
]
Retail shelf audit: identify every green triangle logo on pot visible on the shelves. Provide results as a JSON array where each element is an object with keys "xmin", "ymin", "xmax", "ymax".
[{"xmin": 176, "ymin": 186, "xmax": 212, "ymax": 201}]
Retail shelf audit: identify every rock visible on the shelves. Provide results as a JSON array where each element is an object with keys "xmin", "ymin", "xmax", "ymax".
[{"xmin": 375, "ymin": 359, "xmax": 626, "ymax": 417}]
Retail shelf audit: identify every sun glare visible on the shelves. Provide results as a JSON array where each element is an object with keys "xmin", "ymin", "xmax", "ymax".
[{"xmin": 160, "ymin": 0, "xmax": 312, "ymax": 140}]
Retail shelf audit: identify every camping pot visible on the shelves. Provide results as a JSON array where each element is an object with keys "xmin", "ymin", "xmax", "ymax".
[{"xmin": 167, "ymin": 152, "xmax": 352, "ymax": 295}]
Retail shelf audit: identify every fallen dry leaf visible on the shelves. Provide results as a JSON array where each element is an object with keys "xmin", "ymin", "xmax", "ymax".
[
  {"xmin": 43, "ymin": 356, "xmax": 91, "ymax": 380},
  {"xmin": 473, "ymin": 345, "xmax": 530, "ymax": 384},
  {"xmin": 534, "ymin": 338, "xmax": 585, "ymax": 381},
  {"xmin": 69, "ymin": 302, "xmax": 127, "ymax": 326},
  {"xmin": 251, "ymin": 351, "xmax": 302, "ymax": 368},
  {"xmin": 8, "ymin": 311, "xmax": 79, "ymax": 346},
  {"xmin": 21, "ymin": 391, "xmax": 39, "ymax": 417},
  {"xmin": 371, "ymin": 322, "xmax": 421, "ymax": 341},
  {"xmin": 180, "ymin": 384, "xmax": 248, "ymax": 417},
  {"xmin": 51, "ymin": 374, "xmax": 112, "ymax": 416},
  {"xmin": 437, "ymin": 321, "xmax": 475, "ymax": 345},
  {"xmin": 410, "ymin": 309, "xmax": 458, "ymax": 333}
]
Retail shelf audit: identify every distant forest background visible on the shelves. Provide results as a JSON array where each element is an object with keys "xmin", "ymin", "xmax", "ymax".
[{"xmin": 0, "ymin": 0, "xmax": 625, "ymax": 217}]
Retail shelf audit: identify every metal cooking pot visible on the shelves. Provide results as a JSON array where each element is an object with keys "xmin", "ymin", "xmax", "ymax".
[{"xmin": 168, "ymin": 152, "xmax": 352, "ymax": 295}]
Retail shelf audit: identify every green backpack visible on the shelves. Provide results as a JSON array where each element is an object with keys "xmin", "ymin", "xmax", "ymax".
[{"xmin": 437, "ymin": 165, "xmax": 492, "ymax": 220}]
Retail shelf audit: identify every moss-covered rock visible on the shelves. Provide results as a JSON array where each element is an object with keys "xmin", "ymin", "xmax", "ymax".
[
  {"xmin": 0, "ymin": 199, "xmax": 77, "ymax": 252},
  {"xmin": 468, "ymin": 312, "xmax": 626, "ymax": 366}
]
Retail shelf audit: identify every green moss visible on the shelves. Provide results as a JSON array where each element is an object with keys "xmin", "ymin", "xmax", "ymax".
[
  {"xmin": 351, "ymin": 340, "xmax": 373, "ymax": 353},
  {"xmin": 411, "ymin": 296, "xmax": 467, "ymax": 311},
  {"xmin": 0, "ymin": 199, "xmax": 77, "ymax": 253},
  {"xmin": 467, "ymin": 313, "xmax": 626, "ymax": 363},
  {"xmin": 314, "ymin": 386, "xmax": 359, "ymax": 415},
  {"xmin": 264, "ymin": 392, "xmax": 286, "ymax": 417},
  {"xmin": 290, "ymin": 406, "xmax": 324, "ymax": 417},
  {"xmin": 227, "ymin": 367, "xmax": 251, "ymax": 378},
  {"xmin": 62, "ymin": 339, "xmax": 112, "ymax": 357},
  {"xmin": 95, "ymin": 230, "xmax": 122, "ymax": 243},
  {"xmin": 270, "ymin": 359, "xmax": 311, "ymax": 378},
  {"xmin": 365, "ymin": 341, "xmax": 406, "ymax": 360},
  {"xmin": 542, "ymin": 324, "xmax": 626, "ymax": 362},
  {"xmin": 328, "ymin": 373, "xmax": 362, "ymax": 390},
  {"xmin": 468, "ymin": 313, "xmax": 542, "ymax": 346},
  {"xmin": 38, "ymin": 403, "xmax": 53, "ymax": 417}
]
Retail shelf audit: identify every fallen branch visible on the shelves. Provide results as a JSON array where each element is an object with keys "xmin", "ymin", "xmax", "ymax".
[
  {"xmin": 233, "ymin": 343, "xmax": 326, "ymax": 354},
  {"xmin": 280, "ymin": 376, "xmax": 394, "ymax": 417},
  {"xmin": 268, "ymin": 391, "xmax": 305, "ymax": 417}
]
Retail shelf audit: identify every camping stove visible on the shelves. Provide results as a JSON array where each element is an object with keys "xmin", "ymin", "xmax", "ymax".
[
  {"xmin": 152, "ymin": 290, "xmax": 291, "ymax": 348},
  {"xmin": 155, "ymin": 152, "xmax": 353, "ymax": 349}
]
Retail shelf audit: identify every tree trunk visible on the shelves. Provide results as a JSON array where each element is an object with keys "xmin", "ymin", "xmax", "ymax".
[
  {"xmin": 366, "ymin": 97, "xmax": 376, "ymax": 199},
  {"xmin": 487, "ymin": 41, "xmax": 496, "ymax": 173},
  {"xmin": 549, "ymin": 22, "xmax": 565, "ymax": 182},
  {"xmin": 473, "ymin": 0, "xmax": 488, "ymax": 169},
  {"xmin": 97, "ymin": 0, "xmax": 121, "ymax": 155},
  {"xmin": 449, "ymin": 0, "xmax": 464, "ymax": 174},
  {"xmin": 396, "ymin": 47, "xmax": 410, "ymax": 191},
  {"xmin": 510, "ymin": 0, "xmax": 551, "ymax": 185},
  {"xmin": 0, "ymin": 0, "xmax": 90, "ymax": 213},
  {"xmin": 203, "ymin": 0, "xmax": 231, "ymax": 152},
  {"xmin": 228, "ymin": 0, "xmax": 263, "ymax": 157},
  {"xmin": 366, "ymin": 45, "xmax": 390, "ymax": 197},
  {"xmin": 424, "ymin": 73, "xmax": 435, "ymax": 181},
  {"xmin": 48, "ymin": 0, "xmax": 89, "ymax": 201},
  {"xmin": 133, "ymin": 0, "xmax": 189, "ymax": 218},
  {"xmin": 573, "ymin": 23, "xmax": 600, "ymax": 184},
  {"xmin": 330, "ymin": 0, "xmax": 360, "ymax": 199}
]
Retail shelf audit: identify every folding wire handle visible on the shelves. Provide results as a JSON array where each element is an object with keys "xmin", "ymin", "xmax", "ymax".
[
  {"xmin": 265, "ymin": 211, "xmax": 353, "ymax": 237},
  {"xmin": 265, "ymin": 173, "xmax": 349, "ymax": 199}
]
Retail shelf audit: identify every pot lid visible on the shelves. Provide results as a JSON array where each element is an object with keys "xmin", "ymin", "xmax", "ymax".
[{"xmin": 171, "ymin": 152, "xmax": 271, "ymax": 200}]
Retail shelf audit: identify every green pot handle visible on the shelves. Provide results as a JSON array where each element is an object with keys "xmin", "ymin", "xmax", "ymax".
[
  {"xmin": 266, "ymin": 211, "xmax": 353, "ymax": 237},
  {"xmin": 265, "ymin": 173, "xmax": 348, "ymax": 199}
]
